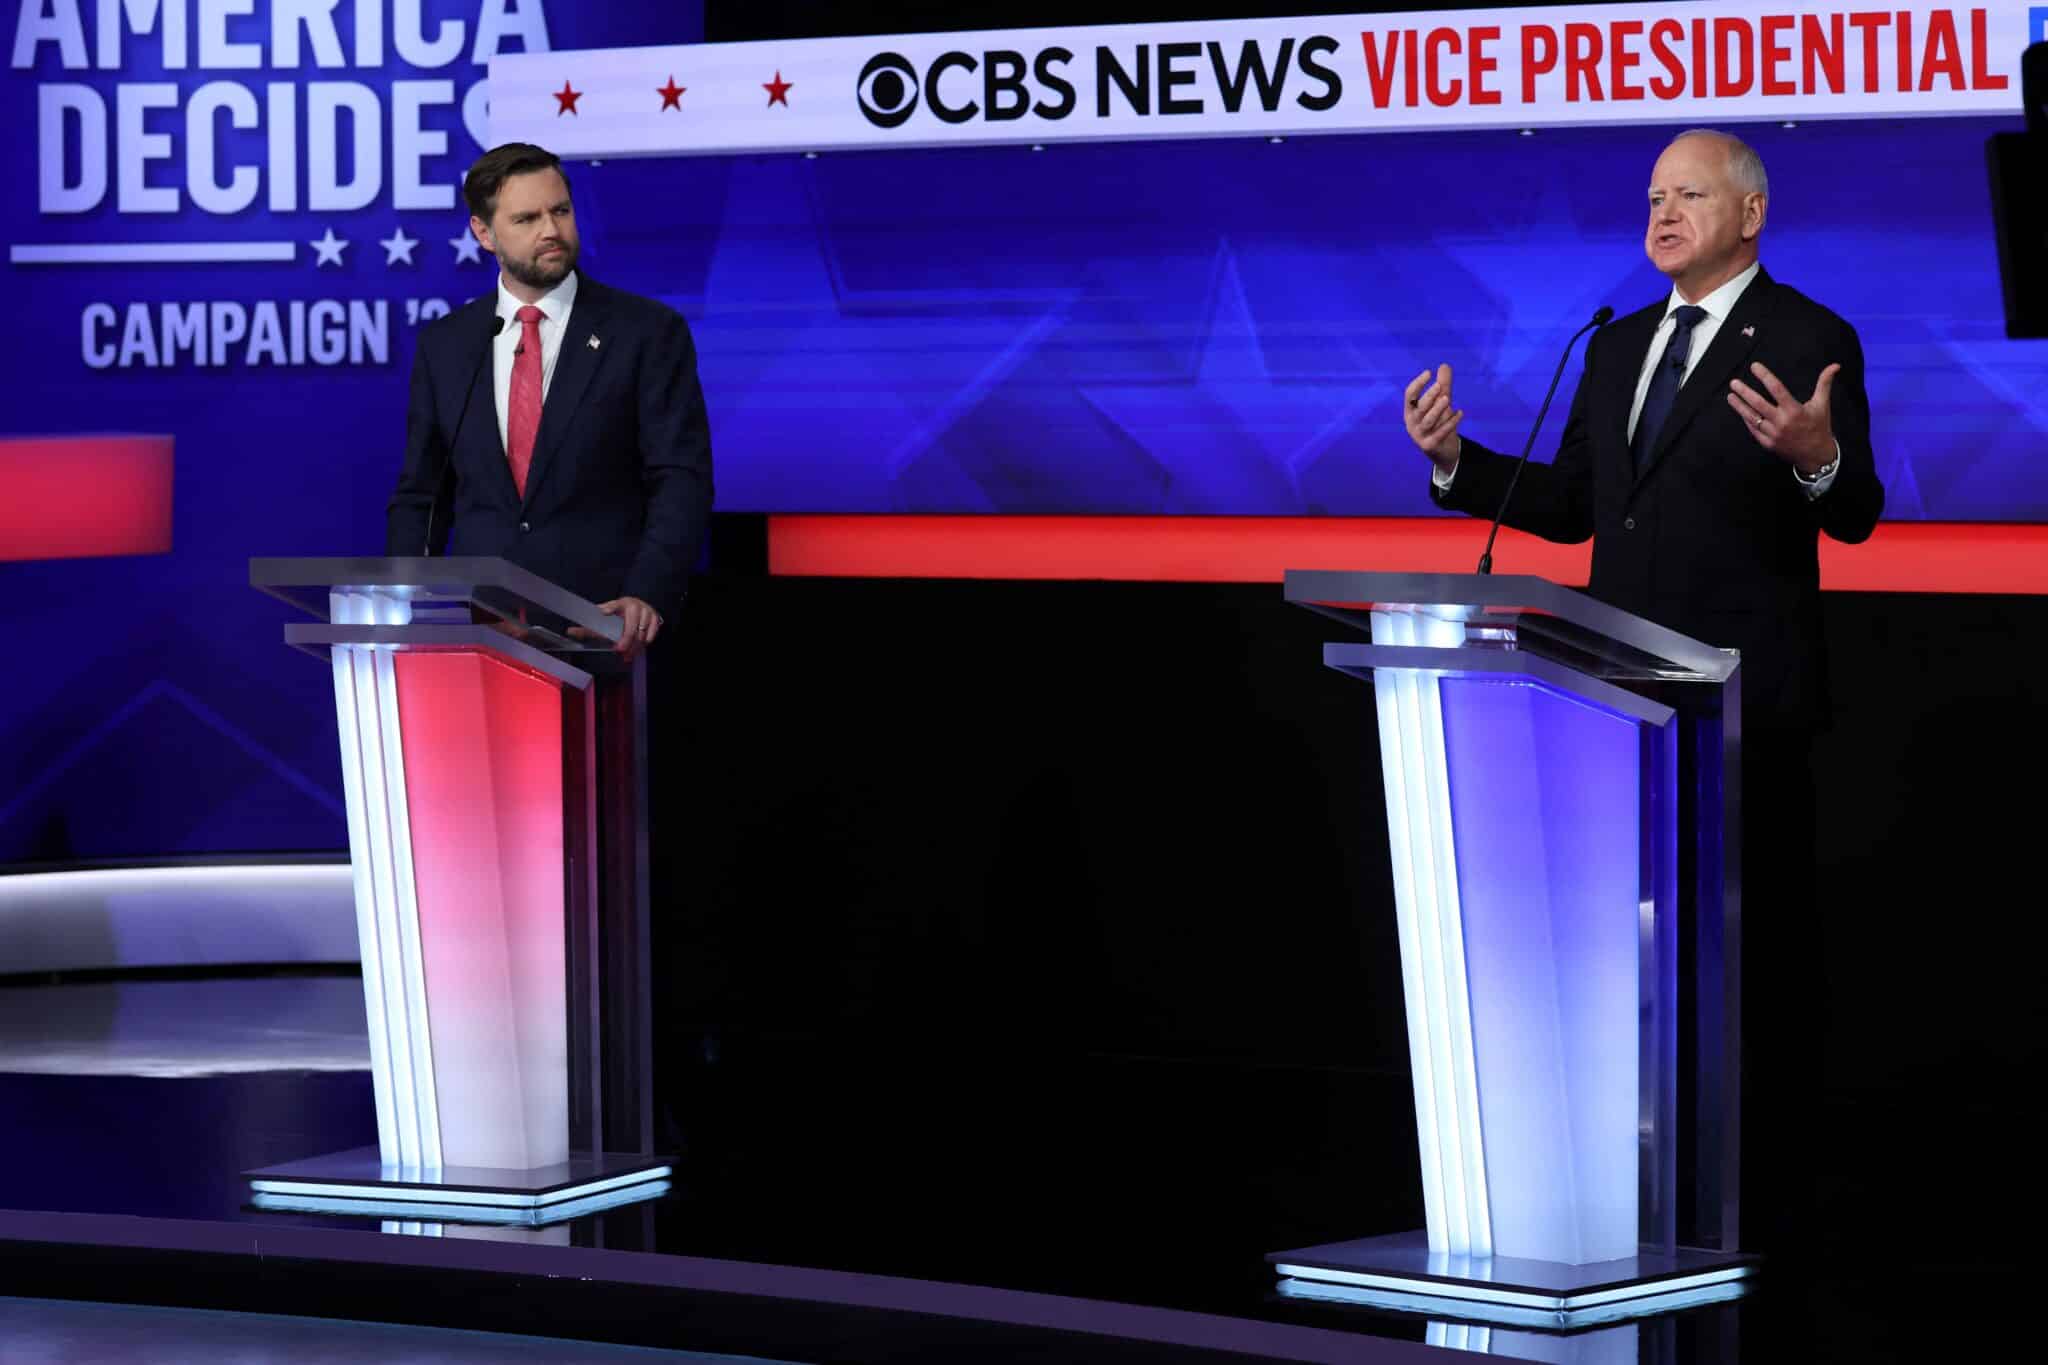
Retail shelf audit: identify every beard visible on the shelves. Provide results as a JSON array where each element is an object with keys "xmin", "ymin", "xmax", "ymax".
[{"xmin": 502, "ymin": 239, "xmax": 577, "ymax": 291}]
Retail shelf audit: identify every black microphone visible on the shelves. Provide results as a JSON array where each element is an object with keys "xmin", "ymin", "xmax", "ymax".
[
  {"xmin": 1476, "ymin": 305, "xmax": 1614, "ymax": 575},
  {"xmin": 423, "ymin": 316, "xmax": 506, "ymax": 556}
]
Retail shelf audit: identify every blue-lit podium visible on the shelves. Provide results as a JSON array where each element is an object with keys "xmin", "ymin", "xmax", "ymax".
[{"xmin": 1268, "ymin": 572, "xmax": 1754, "ymax": 1326}]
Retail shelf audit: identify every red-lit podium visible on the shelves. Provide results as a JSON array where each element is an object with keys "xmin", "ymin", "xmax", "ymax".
[{"xmin": 244, "ymin": 558, "xmax": 667, "ymax": 1220}]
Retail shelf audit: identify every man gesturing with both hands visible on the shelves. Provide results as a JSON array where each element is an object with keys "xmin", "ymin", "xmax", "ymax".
[{"xmin": 1405, "ymin": 128, "xmax": 1885, "ymax": 1259}]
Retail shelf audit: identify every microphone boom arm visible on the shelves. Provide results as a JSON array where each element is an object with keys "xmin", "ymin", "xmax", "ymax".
[
  {"xmin": 1476, "ymin": 305, "xmax": 1613, "ymax": 575},
  {"xmin": 422, "ymin": 315, "xmax": 506, "ymax": 556}
]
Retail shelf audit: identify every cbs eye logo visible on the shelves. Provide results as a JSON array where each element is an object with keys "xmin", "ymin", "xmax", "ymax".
[{"xmin": 858, "ymin": 52, "xmax": 920, "ymax": 127}]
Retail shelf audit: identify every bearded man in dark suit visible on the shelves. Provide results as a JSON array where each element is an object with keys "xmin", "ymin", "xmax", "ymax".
[
  {"xmin": 387, "ymin": 142, "xmax": 714, "ymax": 658},
  {"xmin": 1405, "ymin": 128, "xmax": 1885, "ymax": 1259}
]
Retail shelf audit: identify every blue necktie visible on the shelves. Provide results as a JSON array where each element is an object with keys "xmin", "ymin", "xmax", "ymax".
[{"xmin": 1630, "ymin": 304, "xmax": 1708, "ymax": 473}]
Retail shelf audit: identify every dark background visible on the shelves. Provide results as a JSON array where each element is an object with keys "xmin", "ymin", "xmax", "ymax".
[{"xmin": 642, "ymin": 565, "xmax": 2048, "ymax": 1332}]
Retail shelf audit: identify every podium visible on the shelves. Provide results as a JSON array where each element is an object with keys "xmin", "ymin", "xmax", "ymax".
[
  {"xmin": 243, "ymin": 558, "xmax": 669, "ymax": 1220},
  {"xmin": 1267, "ymin": 573, "xmax": 1754, "ymax": 1325}
]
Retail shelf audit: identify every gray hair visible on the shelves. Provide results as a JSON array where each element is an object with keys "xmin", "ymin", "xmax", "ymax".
[{"xmin": 1670, "ymin": 128, "xmax": 1769, "ymax": 197}]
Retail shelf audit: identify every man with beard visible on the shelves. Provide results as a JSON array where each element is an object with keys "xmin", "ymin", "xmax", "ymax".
[{"xmin": 387, "ymin": 142, "xmax": 714, "ymax": 656}]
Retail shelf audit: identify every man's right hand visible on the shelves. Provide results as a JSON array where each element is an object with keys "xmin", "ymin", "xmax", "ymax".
[{"xmin": 1403, "ymin": 364, "xmax": 1463, "ymax": 474}]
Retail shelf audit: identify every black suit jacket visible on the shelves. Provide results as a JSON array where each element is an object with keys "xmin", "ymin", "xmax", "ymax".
[
  {"xmin": 386, "ymin": 272, "xmax": 714, "ymax": 620},
  {"xmin": 1434, "ymin": 267, "xmax": 1884, "ymax": 731}
]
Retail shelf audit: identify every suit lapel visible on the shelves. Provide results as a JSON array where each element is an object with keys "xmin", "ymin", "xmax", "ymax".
[
  {"xmin": 520, "ymin": 274, "xmax": 611, "ymax": 511},
  {"xmin": 1636, "ymin": 267, "xmax": 1773, "ymax": 483}
]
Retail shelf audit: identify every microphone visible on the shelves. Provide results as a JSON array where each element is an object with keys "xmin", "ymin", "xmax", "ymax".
[
  {"xmin": 423, "ymin": 315, "xmax": 506, "ymax": 556},
  {"xmin": 1476, "ymin": 305, "xmax": 1614, "ymax": 575}
]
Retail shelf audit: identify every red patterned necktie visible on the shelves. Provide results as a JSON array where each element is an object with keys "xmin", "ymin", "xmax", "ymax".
[{"xmin": 505, "ymin": 304, "xmax": 544, "ymax": 497}]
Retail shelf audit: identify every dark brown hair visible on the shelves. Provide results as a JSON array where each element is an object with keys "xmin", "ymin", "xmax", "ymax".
[{"xmin": 463, "ymin": 143, "xmax": 573, "ymax": 223}]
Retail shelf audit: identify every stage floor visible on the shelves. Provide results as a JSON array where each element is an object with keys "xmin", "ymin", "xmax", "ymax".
[
  {"xmin": 0, "ymin": 1295, "xmax": 798, "ymax": 1365},
  {"xmin": 0, "ymin": 975, "xmax": 2007, "ymax": 1363}
]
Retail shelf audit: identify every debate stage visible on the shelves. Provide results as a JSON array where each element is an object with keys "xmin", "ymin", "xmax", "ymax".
[
  {"xmin": 0, "ymin": 973, "xmax": 1753, "ymax": 1364},
  {"xmin": 4, "ymin": 0, "xmax": 2043, "ymax": 1352},
  {"xmin": 5, "ymin": 570, "xmax": 2041, "ymax": 1365},
  {"xmin": 0, "ymin": 966, "xmax": 2013, "ymax": 1363}
]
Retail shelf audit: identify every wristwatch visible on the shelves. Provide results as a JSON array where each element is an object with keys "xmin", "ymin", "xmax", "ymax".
[{"xmin": 1795, "ymin": 441, "xmax": 1841, "ymax": 485}]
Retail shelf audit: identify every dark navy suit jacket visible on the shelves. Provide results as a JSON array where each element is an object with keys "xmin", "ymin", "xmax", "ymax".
[
  {"xmin": 1434, "ymin": 267, "xmax": 1884, "ymax": 731},
  {"xmin": 386, "ymin": 272, "xmax": 714, "ymax": 619}
]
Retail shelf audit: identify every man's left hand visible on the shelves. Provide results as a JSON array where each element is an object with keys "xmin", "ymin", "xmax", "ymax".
[
  {"xmin": 596, "ymin": 596, "xmax": 663, "ymax": 660},
  {"xmin": 1728, "ymin": 361, "xmax": 1840, "ymax": 476}
]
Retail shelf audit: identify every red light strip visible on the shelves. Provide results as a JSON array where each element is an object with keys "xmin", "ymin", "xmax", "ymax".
[
  {"xmin": 0, "ymin": 435, "xmax": 174, "ymax": 563},
  {"xmin": 768, "ymin": 515, "xmax": 2048, "ymax": 596}
]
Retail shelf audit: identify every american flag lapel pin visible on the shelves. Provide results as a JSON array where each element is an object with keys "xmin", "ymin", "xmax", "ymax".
[
  {"xmin": 588, "ymin": 335, "xmax": 601, "ymax": 350},
  {"xmin": 1741, "ymin": 325, "xmax": 1755, "ymax": 338}
]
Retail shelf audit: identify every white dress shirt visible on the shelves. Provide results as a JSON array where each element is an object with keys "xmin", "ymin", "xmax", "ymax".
[
  {"xmin": 492, "ymin": 270, "xmax": 578, "ymax": 453},
  {"xmin": 1625, "ymin": 262, "xmax": 1759, "ymax": 440},
  {"xmin": 1438, "ymin": 260, "xmax": 1838, "ymax": 498}
]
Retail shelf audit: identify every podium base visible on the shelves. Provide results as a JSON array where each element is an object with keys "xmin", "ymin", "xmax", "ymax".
[
  {"xmin": 246, "ymin": 1146, "xmax": 672, "ymax": 1226},
  {"xmin": 1268, "ymin": 1230, "xmax": 1756, "ymax": 1330}
]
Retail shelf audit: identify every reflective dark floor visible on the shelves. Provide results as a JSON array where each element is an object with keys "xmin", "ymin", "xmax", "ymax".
[
  {"xmin": 0, "ymin": 977, "xmax": 2018, "ymax": 1363},
  {"xmin": 0, "ymin": 1296, "xmax": 795, "ymax": 1365}
]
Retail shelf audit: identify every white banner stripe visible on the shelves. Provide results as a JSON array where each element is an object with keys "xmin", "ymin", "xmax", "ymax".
[
  {"xmin": 490, "ymin": 2, "xmax": 2030, "ymax": 159},
  {"xmin": 10, "ymin": 242, "xmax": 298, "ymax": 265}
]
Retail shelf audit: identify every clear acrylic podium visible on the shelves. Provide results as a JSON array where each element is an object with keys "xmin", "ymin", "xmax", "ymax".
[
  {"xmin": 1267, "ymin": 572, "xmax": 1755, "ymax": 1326},
  {"xmin": 244, "ymin": 558, "xmax": 669, "ymax": 1221}
]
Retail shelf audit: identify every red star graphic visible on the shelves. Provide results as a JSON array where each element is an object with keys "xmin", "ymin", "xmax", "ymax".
[
  {"xmin": 763, "ymin": 70, "xmax": 793, "ymax": 107},
  {"xmin": 554, "ymin": 80, "xmax": 581, "ymax": 116},
  {"xmin": 657, "ymin": 75, "xmax": 686, "ymax": 111}
]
